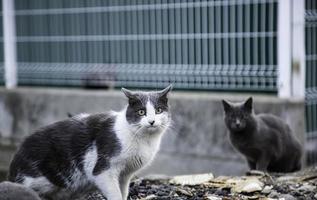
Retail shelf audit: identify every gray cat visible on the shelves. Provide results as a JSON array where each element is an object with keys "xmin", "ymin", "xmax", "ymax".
[
  {"xmin": 0, "ymin": 181, "xmax": 41, "ymax": 200},
  {"xmin": 222, "ymin": 97, "xmax": 302, "ymax": 172},
  {"xmin": 9, "ymin": 85, "xmax": 172, "ymax": 200}
]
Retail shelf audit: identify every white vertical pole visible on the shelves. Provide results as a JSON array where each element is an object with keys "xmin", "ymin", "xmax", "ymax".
[
  {"xmin": 278, "ymin": 0, "xmax": 292, "ymax": 98},
  {"xmin": 2, "ymin": 0, "xmax": 17, "ymax": 89},
  {"xmin": 291, "ymin": 0, "xmax": 305, "ymax": 99}
]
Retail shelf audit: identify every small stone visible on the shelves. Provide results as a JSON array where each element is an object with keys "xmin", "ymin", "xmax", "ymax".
[
  {"xmin": 279, "ymin": 194, "xmax": 297, "ymax": 200},
  {"xmin": 241, "ymin": 182, "xmax": 263, "ymax": 193},
  {"xmin": 144, "ymin": 194, "xmax": 157, "ymax": 200},
  {"xmin": 214, "ymin": 188, "xmax": 230, "ymax": 196},
  {"xmin": 175, "ymin": 188, "xmax": 193, "ymax": 196},
  {"xmin": 248, "ymin": 196, "xmax": 262, "ymax": 199},
  {"xmin": 169, "ymin": 173, "xmax": 214, "ymax": 186},
  {"xmin": 268, "ymin": 191, "xmax": 280, "ymax": 198},
  {"xmin": 156, "ymin": 191, "xmax": 168, "ymax": 196},
  {"xmin": 262, "ymin": 185, "xmax": 273, "ymax": 194},
  {"xmin": 314, "ymin": 194, "xmax": 317, "ymax": 199},
  {"xmin": 206, "ymin": 195, "xmax": 222, "ymax": 200},
  {"xmin": 297, "ymin": 183, "xmax": 316, "ymax": 192},
  {"xmin": 232, "ymin": 178, "xmax": 264, "ymax": 193}
]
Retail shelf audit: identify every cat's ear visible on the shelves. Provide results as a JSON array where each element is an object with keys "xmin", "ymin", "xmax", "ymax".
[
  {"xmin": 158, "ymin": 84, "xmax": 173, "ymax": 98},
  {"xmin": 121, "ymin": 88, "xmax": 136, "ymax": 99},
  {"xmin": 222, "ymin": 100, "xmax": 232, "ymax": 113},
  {"xmin": 243, "ymin": 97, "xmax": 253, "ymax": 112}
]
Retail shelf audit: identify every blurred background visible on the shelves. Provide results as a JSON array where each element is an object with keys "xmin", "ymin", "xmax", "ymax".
[{"xmin": 0, "ymin": 0, "xmax": 316, "ymax": 179}]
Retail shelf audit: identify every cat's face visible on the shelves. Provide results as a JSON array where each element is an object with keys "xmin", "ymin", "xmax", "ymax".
[
  {"xmin": 122, "ymin": 85, "xmax": 172, "ymax": 134},
  {"xmin": 222, "ymin": 97, "xmax": 253, "ymax": 132}
]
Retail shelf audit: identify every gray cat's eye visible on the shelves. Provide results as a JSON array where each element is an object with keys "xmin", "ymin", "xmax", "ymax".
[
  {"xmin": 155, "ymin": 108, "xmax": 163, "ymax": 114},
  {"xmin": 138, "ymin": 109, "xmax": 146, "ymax": 116}
]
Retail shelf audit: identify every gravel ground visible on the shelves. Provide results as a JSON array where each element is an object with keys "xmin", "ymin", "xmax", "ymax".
[{"xmin": 83, "ymin": 167, "xmax": 317, "ymax": 200}]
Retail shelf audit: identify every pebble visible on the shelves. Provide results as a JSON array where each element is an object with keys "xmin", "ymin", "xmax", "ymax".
[
  {"xmin": 240, "ymin": 182, "xmax": 263, "ymax": 193},
  {"xmin": 268, "ymin": 191, "xmax": 280, "ymax": 198},
  {"xmin": 144, "ymin": 194, "xmax": 157, "ymax": 200},
  {"xmin": 175, "ymin": 188, "xmax": 193, "ymax": 196},
  {"xmin": 262, "ymin": 185, "xmax": 273, "ymax": 194},
  {"xmin": 233, "ymin": 178, "xmax": 264, "ymax": 193},
  {"xmin": 247, "ymin": 196, "xmax": 262, "ymax": 199},
  {"xmin": 279, "ymin": 194, "xmax": 297, "ymax": 200},
  {"xmin": 169, "ymin": 173, "xmax": 214, "ymax": 186},
  {"xmin": 206, "ymin": 195, "xmax": 222, "ymax": 200},
  {"xmin": 156, "ymin": 191, "xmax": 167, "ymax": 196},
  {"xmin": 297, "ymin": 183, "xmax": 316, "ymax": 192},
  {"xmin": 214, "ymin": 188, "xmax": 230, "ymax": 196}
]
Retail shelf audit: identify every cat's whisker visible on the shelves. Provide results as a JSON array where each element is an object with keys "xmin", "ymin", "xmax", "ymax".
[{"xmin": 160, "ymin": 123, "xmax": 178, "ymax": 134}]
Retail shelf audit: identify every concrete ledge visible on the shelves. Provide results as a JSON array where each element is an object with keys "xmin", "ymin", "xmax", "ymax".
[{"xmin": 0, "ymin": 87, "xmax": 305, "ymax": 177}]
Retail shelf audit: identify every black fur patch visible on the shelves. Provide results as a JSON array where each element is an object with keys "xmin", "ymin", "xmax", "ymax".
[
  {"xmin": 125, "ymin": 93, "xmax": 148, "ymax": 124},
  {"xmin": 9, "ymin": 113, "xmax": 121, "ymax": 188},
  {"xmin": 89, "ymin": 114, "xmax": 121, "ymax": 175}
]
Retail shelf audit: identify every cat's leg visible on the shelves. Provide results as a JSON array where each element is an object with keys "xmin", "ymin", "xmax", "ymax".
[
  {"xmin": 292, "ymin": 149, "xmax": 302, "ymax": 172},
  {"xmin": 247, "ymin": 160, "xmax": 256, "ymax": 170},
  {"xmin": 255, "ymin": 155, "xmax": 269, "ymax": 172},
  {"xmin": 119, "ymin": 174, "xmax": 132, "ymax": 200},
  {"xmin": 94, "ymin": 171, "xmax": 123, "ymax": 200}
]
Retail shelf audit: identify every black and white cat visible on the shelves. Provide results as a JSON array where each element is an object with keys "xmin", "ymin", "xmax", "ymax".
[
  {"xmin": 9, "ymin": 85, "xmax": 172, "ymax": 200},
  {"xmin": 222, "ymin": 97, "xmax": 302, "ymax": 173}
]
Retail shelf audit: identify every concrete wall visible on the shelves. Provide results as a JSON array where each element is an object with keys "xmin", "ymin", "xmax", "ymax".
[{"xmin": 0, "ymin": 87, "xmax": 305, "ymax": 178}]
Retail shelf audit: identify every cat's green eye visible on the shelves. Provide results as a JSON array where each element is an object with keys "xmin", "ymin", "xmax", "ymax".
[
  {"xmin": 138, "ymin": 109, "xmax": 146, "ymax": 116},
  {"xmin": 155, "ymin": 108, "xmax": 163, "ymax": 114}
]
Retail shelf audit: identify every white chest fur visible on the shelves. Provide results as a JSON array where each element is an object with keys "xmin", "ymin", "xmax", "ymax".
[{"xmin": 112, "ymin": 110, "xmax": 165, "ymax": 174}]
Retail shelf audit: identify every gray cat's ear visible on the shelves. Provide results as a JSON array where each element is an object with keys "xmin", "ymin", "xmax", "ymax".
[
  {"xmin": 121, "ymin": 88, "xmax": 135, "ymax": 99},
  {"xmin": 222, "ymin": 100, "xmax": 232, "ymax": 113},
  {"xmin": 243, "ymin": 97, "xmax": 253, "ymax": 112},
  {"xmin": 158, "ymin": 84, "xmax": 173, "ymax": 98}
]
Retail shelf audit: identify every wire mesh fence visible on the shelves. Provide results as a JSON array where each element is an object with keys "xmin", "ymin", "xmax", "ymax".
[
  {"xmin": 305, "ymin": 0, "xmax": 317, "ymax": 166},
  {"xmin": 0, "ymin": 0, "xmax": 278, "ymax": 91}
]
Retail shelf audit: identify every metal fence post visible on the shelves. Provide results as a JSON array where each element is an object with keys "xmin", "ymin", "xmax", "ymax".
[
  {"xmin": 2, "ymin": 0, "xmax": 17, "ymax": 89},
  {"xmin": 277, "ymin": 0, "xmax": 292, "ymax": 98},
  {"xmin": 291, "ymin": 0, "xmax": 305, "ymax": 99},
  {"xmin": 278, "ymin": 0, "xmax": 306, "ymax": 99}
]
